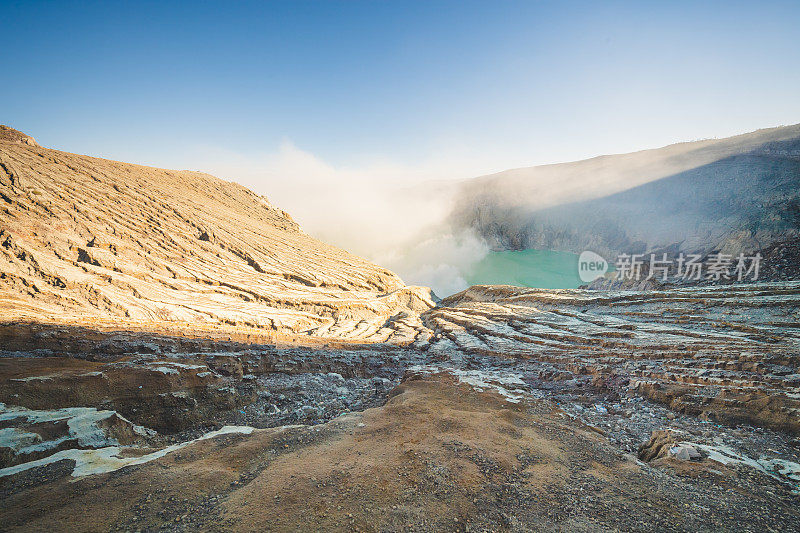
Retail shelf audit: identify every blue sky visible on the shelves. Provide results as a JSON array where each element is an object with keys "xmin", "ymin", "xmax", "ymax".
[{"xmin": 3, "ymin": 0, "xmax": 799, "ymax": 176}]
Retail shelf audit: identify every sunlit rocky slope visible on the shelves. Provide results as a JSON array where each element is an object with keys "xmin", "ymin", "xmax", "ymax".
[{"xmin": 0, "ymin": 126, "xmax": 433, "ymax": 343}]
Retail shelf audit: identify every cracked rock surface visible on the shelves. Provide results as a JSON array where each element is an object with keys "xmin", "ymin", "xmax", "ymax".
[{"xmin": 0, "ymin": 132, "xmax": 433, "ymax": 343}]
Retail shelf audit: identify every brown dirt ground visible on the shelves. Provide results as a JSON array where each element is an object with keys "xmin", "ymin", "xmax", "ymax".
[{"xmin": 1, "ymin": 372, "xmax": 798, "ymax": 532}]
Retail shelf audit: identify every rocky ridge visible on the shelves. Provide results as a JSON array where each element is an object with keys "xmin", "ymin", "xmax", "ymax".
[
  {"xmin": 429, "ymin": 283, "xmax": 800, "ymax": 435},
  {"xmin": 449, "ymin": 124, "xmax": 800, "ymax": 264},
  {"xmin": 0, "ymin": 128, "xmax": 434, "ymax": 343},
  {"xmin": 1, "ymin": 280, "xmax": 799, "ymax": 530}
]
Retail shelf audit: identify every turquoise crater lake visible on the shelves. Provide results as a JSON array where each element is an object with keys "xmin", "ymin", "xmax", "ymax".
[{"xmin": 465, "ymin": 249, "xmax": 604, "ymax": 290}]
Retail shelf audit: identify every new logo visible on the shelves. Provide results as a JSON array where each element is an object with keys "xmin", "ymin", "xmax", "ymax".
[{"xmin": 578, "ymin": 251, "xmax": 608, "ymax": 283}]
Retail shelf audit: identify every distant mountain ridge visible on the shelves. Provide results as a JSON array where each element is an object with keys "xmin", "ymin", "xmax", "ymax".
[{"xmin": 449, "ymin": 124, "xmax": 800, "ymax": 265}]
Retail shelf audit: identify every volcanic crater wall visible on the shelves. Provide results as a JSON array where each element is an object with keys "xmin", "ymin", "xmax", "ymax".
[{"xmin": 0, "ymin": 127, "xmax": 434, "ymax": 343}]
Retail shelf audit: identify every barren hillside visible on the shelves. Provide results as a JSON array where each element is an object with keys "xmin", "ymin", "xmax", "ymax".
[
  {"xmin": 451, "ymin": 124, "xmax": 800, "ymax": 259},
  {"xmin": 0, "ymin": 127, "xmax": 433, "ymax": 343}
]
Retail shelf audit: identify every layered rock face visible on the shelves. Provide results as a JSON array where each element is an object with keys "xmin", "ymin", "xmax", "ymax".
[
  {"xmin": 450, "ymin": 124, "xmax": 800, "ymax": 262},
  {"xmin": 428, "ymin": 283, "xmax": 800, "ymax": 435},
  {"xmin": 0, "ymin": 128, "xmax": 433, "ymax": 342},
  {"xmin": 0, "ymin": 126, "xmax": 38, "ymax": 147}
]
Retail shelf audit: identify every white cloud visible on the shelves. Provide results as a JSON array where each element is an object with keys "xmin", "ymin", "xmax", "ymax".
[{"xmin": 175, "ymin": 140, "xmax": 499, "ymax": 296}]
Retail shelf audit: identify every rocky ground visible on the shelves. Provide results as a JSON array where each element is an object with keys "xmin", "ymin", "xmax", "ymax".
[
  {"xmin": 1, "ymin": 280, "xmax": 799, "ymax": 531},
  {"xmin": 1, "ymin": 364, "xmax": 798, "ymax": 532},
  {"xmin": 2, "ymin": 127, "xmax": 799, "ymax": 530}
]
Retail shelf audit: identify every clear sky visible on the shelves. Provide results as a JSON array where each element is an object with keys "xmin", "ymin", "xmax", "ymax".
[{"xmin": 3, "ymin": 0, "xmax": 800, "ymax": 183}]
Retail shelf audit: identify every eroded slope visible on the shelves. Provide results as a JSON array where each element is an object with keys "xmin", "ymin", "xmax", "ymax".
[
  {"xmin": 427, "ymin": 283, "xmax": 800, "ymax": 435},
  {"xmin": 0, "ymin": 130, "xmax": 433, "ymax": 342}
]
